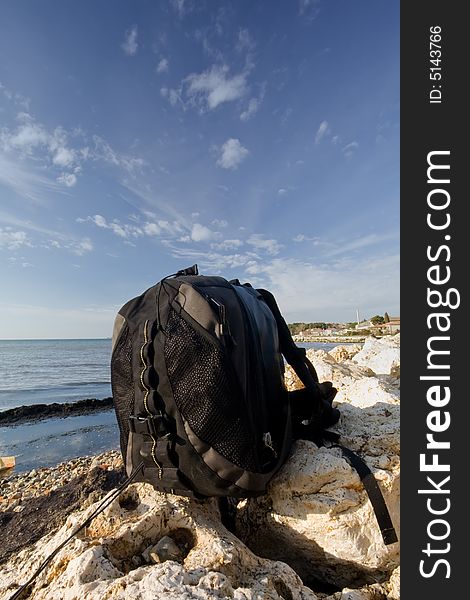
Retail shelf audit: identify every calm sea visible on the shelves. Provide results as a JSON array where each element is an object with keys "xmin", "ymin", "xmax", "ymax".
[{"xmin": 0, "ymin": 339, "xmax": 343, "ymax": 474}]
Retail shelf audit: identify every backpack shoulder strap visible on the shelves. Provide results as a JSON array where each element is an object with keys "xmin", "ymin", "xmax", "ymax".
[
  {"xmin": 256, "ymin": 288, "xmax": 320, "ymax": 393},
  {"xmin": 334, "ymin": 445, "xmax": 398, "ymax": 546},
  {"xmin": 255, "ymin": 288, "xmax": 397, "ymax": 547}
]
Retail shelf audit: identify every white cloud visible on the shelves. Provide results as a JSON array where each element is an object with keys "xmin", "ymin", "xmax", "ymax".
[
  {"xmin": 342, "ymin": 141, "xmax": 359, "ymax": 158},
  {"xmin": 216, "ymin": 138, "xmax": 249, "ymax": 170},
  {"xmin": 191, "ymin": 223, "xmax": 219, "ymax": 242},
  {"xmin": 211, "ymin": 239, "xmax": 243, "ymax": 251},
  {"xmin": 236, "ymin": 29, "xmax": 256, "ymax": 54},
  {"xmin": 0, "ymin": 153, "xmax": 61, "ymax": 204},
  {"xmin": 168, "ymin": 246, "xmax": 254, "ymax": 272},
  {"xmin": 91, "ymin": 214, "xmax": 107, "ymax": 228},
  {"xmin": 240, "ymin": 97, "xmax": 261, "ymax": 121},
  {"xmin": 184, "ymin": 64, "xmax": 248, "ymax": 111},
  {"xmin": 278, "ymin": 188, "xmax": 287, "ymax": 196},
  {"xmin": 246, "ymin": 234, "xmax": 282, "ymax": 256},
  {"xmin": 88, "ymin": 214, "xmax": 141, "ymax": 239},
  {"xmin": 160, "ymin": 86, "xmax": 182, "ymax": 107},
  {"xmin": 0, "ymin": 228, "xmax": 31, "ymax": 250},
  {"xmin": 56, "ymin": 172, "xmax": 77, "ymax": 187},
  {"xmin": 83, "ymin": 212, "xmax": 184, "ymax": 243},
  {"xmin": 156, "ymin": 58, "xmax": 169, "ymax": 73},
  {"xmin": 325, "ymin": 231, "xmax": 398, "ymax": 257},
  {"xmin": 2, "ymin": 115, "xmax": 48, "ymax": 154},
  {"xmin": 52, "ymin": 146, "xmax": 75, "ymax": 167},
  {"xmin": 170, "ymin": 0, "xmax": 188, "ymax": 17},
  {"xmin": 315, "ymin": 120, "xmax": 330, "ymax": 144},
  {"xmin": 74, "ymin": 238, "xmax": 93, "ymax": 255},
  {"xmin": 211, "ymin": 219, "xmax": 228, "ymax": 228},
  {"xmin": 1, "ymin": 112, "xmax": 144, "ymax": 199},
  {"xmin": 92, "ymin": 136, "xmax": 145, "ymax": 173},
  {"xmin": 122, "ymin": 26, "xmax": 138, "ymax": 56},
  {"xmin": 143, "ymin": 222, "xmax": 161, "ymax": 236},
  {"xmin": 299, "ymin": 0, "xmax": 321, "ymax": 20}
]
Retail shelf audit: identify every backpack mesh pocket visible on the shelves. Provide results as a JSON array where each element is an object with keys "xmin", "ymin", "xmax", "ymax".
[
  {"xmin": 111, "ymin": 323, "xmax": 134, "ymax": 458},
  {"xmin": 164, "ymin": 308, "xmax": 258, "ymax": 472}
]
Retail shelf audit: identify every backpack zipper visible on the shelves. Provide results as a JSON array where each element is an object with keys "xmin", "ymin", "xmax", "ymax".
[{"xmin": 140, "ymin": 319, "xmax": 164, "ymax": 479}]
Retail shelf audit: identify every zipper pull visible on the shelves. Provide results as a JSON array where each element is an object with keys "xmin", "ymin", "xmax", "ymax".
[{"xmin": 209, "ymin": 298, "xmax": 233, "ymax": 342}]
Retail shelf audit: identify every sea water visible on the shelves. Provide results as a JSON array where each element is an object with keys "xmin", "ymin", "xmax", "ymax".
[
  {"xmin": 0, "ymin": 339, "xmax": 348, "ymax": 473},
  {"xmin": 0, "ymin": 339, "xmax": 115, "ymax": 472}
]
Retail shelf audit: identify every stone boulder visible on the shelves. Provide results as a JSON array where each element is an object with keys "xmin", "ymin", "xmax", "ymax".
[
  {"xmin": 0, "ymin": 484, "xmax": 317, "ymax": 600},
  {"xmin": 284, "ymin": 345, "xmax": 400, "ymax": 407},
  {"xmin": 328, "ymin": 344, "xmax": 362, "ymax": 363},
  {"xmin": 236, "ymin": 402, "xmax": 400, "ymax": 589},
  {"xmin": 352, "ymin": 335, "xmax": 400, "ymax": 376}
]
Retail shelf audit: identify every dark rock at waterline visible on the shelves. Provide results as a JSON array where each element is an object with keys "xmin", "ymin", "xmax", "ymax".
[{"xmin": 0, "ymin": 397, "xmax": 114, "ymax": 426}]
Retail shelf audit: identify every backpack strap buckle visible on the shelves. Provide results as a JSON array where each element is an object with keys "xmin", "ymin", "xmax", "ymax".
[{"xmin": 129, "ymin": 413, "xmax": 169, "ymax": 437}]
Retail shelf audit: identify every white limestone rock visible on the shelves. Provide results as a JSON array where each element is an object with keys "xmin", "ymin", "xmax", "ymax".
[
  {"xmin": 334, "ymin": 377, "xmax": 399, "ymax": 408},
  {"xmin": 237, "ymin": 402, "xmax": 400, "ymax": 589},
  {"xmin": 284, "ymin": 349, "xmax": 375, "ymax": 393},
  {"xmin": 328, "ymin": 344, "xmax": 362, "ymax": 363},
  {"xmin": 285, "ymin": 347, "xmax": 399, "ymax": 407},
  {"xmin": 0, "ymin": 483, "xmax": 317, "ymax": 600},
  {"xmin": 352, "ymin": 335, "xmax": 400, "ymax": 376}
]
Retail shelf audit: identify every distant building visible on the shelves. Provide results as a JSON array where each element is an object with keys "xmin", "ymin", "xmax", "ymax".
[
  {"xmin": 370, "ymin": 317, "xmax": 400, "ymax": 335},
  {"xmin": 355, "ymin": 321, "xmax": 372, "ymax": 331}
]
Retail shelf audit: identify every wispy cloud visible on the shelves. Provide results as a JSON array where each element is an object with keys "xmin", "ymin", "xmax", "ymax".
[
  {"xmin": 122, "ymin": 26, "xmax": 138, "ymax": 56},
  {"xmin": 82, "ymin": 213, "xmax": 184, "ymax": 242},
  {"xmin": 246, "ymin": 234, "xmax": 282, "ymax": 256},
  {"xmin": 240, "ymin": 83, "xmax": 266, "ymax": 122},
  {"xmin": 313, "ymin": 120, "xmax": 359, "ymax": 158},
  {"xmin": 211, "ymin": 239, "xmax": 243, "ymax": 251},
  {"xmin": 156, "ymin": 58, "xmax": 169, "ymax": 73},
  {"xmin": 216, "ymin": 138, "xmax": 249, "ymax": 170},
  {"xmin": 325, "ymin": 231, "xmax": 398, "ymax": 257},
  {"xmin": 91, "ymin": 135, "xmax": 145, "ymax": 173},
  {"xmin": 1, "ymin": 112, "xmax": 144, "ymax": 201},
  {"xmin": 236, "ymin": 28, "xmax": 256, "ymax": 54},
  {"xmin": 190, "ymin": 223, "xmax": 220, "ymax": 242},
  {"xmin": 56, "ymin": 172, "xmax": 77, "ymax": 187},
  {"xmin": 299, "ymin": 0, "xmax": 321, "ymax": 20},
  {"xmin": 170, "ymin": 0, "xmax": 189, "ymax": 18},
  {"xmin": 0, "ymin": 81, "xmax": 30, "ymax": 110},
  {"xmin": 185, "ymin": 64, "xmax": 248, "ymax": 111},
  {"xmin": 0, "ymin": 216, "xmax": 93, "ymax": 257},
  {"xmin": 342, "ymin": 141, "xmax": 359, "ymax": 158},
  {"xmin": 0, "ymin": 153, "xmax": 61, "ymax": 204},
  {"xmin": 315, "ymin": 120, "xmax": 330, "ymax": 144},
  {"xmin": 0, "ymin": 227, "xmax": 32, "ymax": 250}
]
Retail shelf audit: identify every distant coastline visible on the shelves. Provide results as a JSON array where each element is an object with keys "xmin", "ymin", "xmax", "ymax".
[{"xmin": 293, "ymin": 335, "xmax": 366, "ymax": 344}]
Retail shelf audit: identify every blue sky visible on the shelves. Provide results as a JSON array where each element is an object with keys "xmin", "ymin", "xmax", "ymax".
[{"xmin": 0, "ymin": 0, "xmax": 399, "ymax": 339}]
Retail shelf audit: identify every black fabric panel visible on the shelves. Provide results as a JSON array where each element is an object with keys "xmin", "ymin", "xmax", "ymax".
[{"xmin": 111, "ymin": 323, "xmax": 134, "ymax": 459}]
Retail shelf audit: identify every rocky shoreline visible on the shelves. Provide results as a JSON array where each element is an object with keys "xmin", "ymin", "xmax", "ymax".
[
  {"xmin": 0, "ymin": 397, "xmax": 114, "ymax": 426},
  {"xmin": 0, "ymin": 335, "xmax": 400, "ymax": 600}
]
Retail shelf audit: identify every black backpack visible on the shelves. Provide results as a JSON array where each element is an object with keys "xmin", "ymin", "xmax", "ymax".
[
  {"xmin": 110, "ymin": 265, "xmax": 339, "ymax": 499},
  {"xmin": 110, "ymin": 265, "xmax": 396, "ymax": 545}
]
